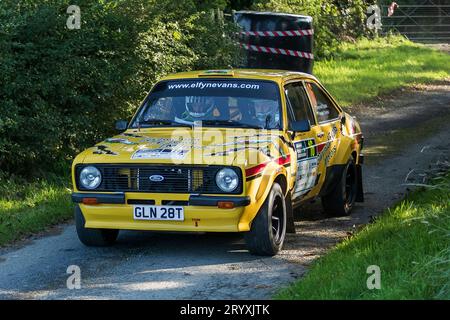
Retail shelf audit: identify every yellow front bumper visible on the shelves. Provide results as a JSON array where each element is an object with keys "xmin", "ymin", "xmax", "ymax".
[{"xmin": 76, "ymin": 192, "xmax": 249, "ymax": 232}]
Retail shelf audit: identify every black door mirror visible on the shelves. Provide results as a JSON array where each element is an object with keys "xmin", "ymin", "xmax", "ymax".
[
  {"xmin": 115, "ymin": 120, "xmax": 128, "ymax": 131},
  {"xmin": 290, "ymin": 119, "xmax": 311, "ymax": 133}
]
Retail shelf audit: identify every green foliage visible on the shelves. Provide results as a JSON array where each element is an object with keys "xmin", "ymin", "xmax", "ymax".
[
  {"xmin": 314, "ymin": 36, "xmax": 450, "ymax": 106},
  {"xmin": 0, "ymin": 0, "xmax": 240, "ymax": 175}
]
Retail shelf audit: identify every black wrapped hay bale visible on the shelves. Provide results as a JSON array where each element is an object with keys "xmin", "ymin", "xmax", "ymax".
[{"xmin": 234, "ymin": 11, "xmax": 314, "ymax": 74}]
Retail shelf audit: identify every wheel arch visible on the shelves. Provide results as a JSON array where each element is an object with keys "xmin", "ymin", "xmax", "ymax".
[
  {"xmin": 238, "ymin": 166, "xmax": 287, "ymax": 232},
  {"xmin": 274, "ymin": 173, "xmax": 288, "ymax": 196}
]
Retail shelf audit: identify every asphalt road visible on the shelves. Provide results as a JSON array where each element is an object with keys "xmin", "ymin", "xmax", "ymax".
[{"xmin": 0, "ymin": 81, "xmax": 449, "ymax": 300}]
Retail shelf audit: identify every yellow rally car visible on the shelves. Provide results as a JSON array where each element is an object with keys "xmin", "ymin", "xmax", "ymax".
[{"xmin": 72, "ymin": 69, "xmax": 364, "ymax": 256}]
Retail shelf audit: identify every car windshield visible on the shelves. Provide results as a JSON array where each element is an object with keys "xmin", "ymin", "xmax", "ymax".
[{"xmin": 130, "ymin": 79, "xmax": 282, "ymax": 129}]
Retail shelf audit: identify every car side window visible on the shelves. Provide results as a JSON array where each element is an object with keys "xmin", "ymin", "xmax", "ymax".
[
  {"xmin": 284, "ymin": 82, "xmax": 316, "ymax": 127},
  {"xmin": 305, "ymin": 82, "xmax": 340, "ymax": 123}
]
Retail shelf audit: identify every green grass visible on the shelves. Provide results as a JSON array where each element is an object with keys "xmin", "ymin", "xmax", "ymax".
[
  {"xmin": 315, "ymin": 36, "xmax": 450, "ymax": 106},
  {"xmin": 0, "ymin": 173, "xmax": 73, "ymax": 246},
  {"xmin": 276, "ymin": 174, "xmax": 450, "ymax": 300}
]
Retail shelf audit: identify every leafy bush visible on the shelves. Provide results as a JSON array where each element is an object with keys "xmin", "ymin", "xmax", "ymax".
[{"xmin": 0, "ymin": 0, "xmax": 240, "ymax": 176}]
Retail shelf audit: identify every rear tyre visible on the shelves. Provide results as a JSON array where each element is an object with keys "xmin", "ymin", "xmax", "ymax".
[
  {"xmin": 244, "ymin": 183, "xmax": 286, "ymax": 256},
  {"xmin": 75, "ymin": 205, "xmax": 118, "ymax": 246},
  {"xmin": 322, "ymin": 158, "xmax": 357, "ymax": 217}
]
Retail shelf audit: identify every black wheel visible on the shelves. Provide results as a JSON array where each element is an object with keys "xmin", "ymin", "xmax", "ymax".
[
  {"xmin": 322, "ymin": 158, "xmax": 357, "ymax": 217},
  {"xmin": 75, "ymin": 205, "xmax": 118, "ymax": 246},
  {"xmin": 244, "ymin": 183, "xmax": 286, "ymax": 256}
]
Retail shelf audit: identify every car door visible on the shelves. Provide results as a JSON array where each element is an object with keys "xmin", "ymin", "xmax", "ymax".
[
  {"xmin": 304, "ymin": 81, "xmax": 342, "ymax": 178},
  {"xmin": 284, "ymin": 81, "xmax": 328, "ymax": 201}
]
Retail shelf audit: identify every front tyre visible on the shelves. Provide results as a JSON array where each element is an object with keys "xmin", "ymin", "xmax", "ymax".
[
  {"xmin": 244, "ymin": 183, "xmax": 286, "ymax": 256},
  {"xmin": 322, "ymin": 158, "xmax": 357, "ymax": 217},
  {"xmin": 75, "ymin": 205, "xmax": 119, "ymax": 246}
]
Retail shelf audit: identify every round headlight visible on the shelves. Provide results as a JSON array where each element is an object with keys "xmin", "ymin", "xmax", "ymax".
[
  {"xmin": 79, "ymin": 166, "xmax": 102, "ymax": 190},
  {"xmin": 215, "ymin": 168, "xmax": 239, "ymax": 193}
]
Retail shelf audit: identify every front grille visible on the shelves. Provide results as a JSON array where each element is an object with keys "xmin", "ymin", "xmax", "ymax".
[{"xmin": 75, "ymin": 164, "xmax": 242, "ymax": 194}]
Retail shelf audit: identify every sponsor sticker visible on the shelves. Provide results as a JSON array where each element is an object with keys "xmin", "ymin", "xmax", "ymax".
[
  {"xmin": 131, "ymin": 138, "xmax": 194, "ymax": 160},
  {"xmin": 105, "ymin": 138, "xmax": 136, "ymax": 145},
  {"xmin": 295, "ymin": 157, "xmax": 319, "ymax": 196},
  {"xmin": 293, "ymin": 139, "xmax": 319, "ymax": 196},
  {"xmin": 294, "ymin": 139, "xmax": 317, "ymax": 160},
  {"xmin": 93, "ymin": 145, "xmax": 118, "ymax": 155},
  {"xmin": 131, "ymin": 148, "xmax": 188, "ymax": 160}
]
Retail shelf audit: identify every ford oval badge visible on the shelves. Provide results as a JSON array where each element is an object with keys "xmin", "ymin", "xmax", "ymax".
[{"xmin": 149, "ymin": 175, "xmax": 164, "ymax": 182}]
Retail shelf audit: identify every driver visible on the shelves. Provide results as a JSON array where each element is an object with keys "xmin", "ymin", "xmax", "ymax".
[
  {"xmin": 175, "ymin": 96, "xmax": 216, "ymax": 124},
  {"xmin": 253, "ymin": 99, "xmax": 280, "ymax": 128}
]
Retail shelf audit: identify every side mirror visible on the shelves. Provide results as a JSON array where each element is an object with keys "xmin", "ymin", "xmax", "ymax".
[
  {"xmin": 115, "ymin": 120, "xmax": 128, "ymax": 131},
  {"xmin": 290, "ymin": 119, "xmax": 311, "ymax": 133}
]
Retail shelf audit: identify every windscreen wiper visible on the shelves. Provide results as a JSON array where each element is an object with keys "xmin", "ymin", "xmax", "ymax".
[
  {"xmin": 202, "ymin": 120, "xmax": 263, "ymax": 129},
  {"xmin": 137, "ymin": 119, "xmax": 192, "ymax": 128}
]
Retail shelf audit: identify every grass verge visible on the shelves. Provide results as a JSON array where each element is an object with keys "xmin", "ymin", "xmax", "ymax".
[
  {"xmin": 315, "ymin": 36, "xmax": 450, "ymax": 106},
  {"xmin": 0, "ymin": 173, "xmax": 73, "ymax": 247},
  {"xmin": 276, "ymin": 174, "xmax": 450, "ymax": 299}
]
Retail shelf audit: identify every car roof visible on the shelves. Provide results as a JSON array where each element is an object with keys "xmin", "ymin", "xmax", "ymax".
[{"xmin": 159, "ymin": 69, "xmax": 319, "ymax": 84}]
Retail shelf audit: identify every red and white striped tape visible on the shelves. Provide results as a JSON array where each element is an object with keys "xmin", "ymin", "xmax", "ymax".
[
  {"xmin": 239, "ymin": 29, "xmax": 314, "ymax": 37},
  {"xmin": 240, "ymin": 43, "xmax": 314, "ymax": 59}
]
